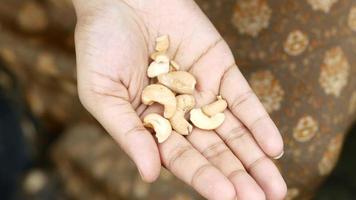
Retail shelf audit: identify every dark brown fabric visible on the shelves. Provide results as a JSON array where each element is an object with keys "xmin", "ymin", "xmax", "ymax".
[{"xmin": 0, "ymin": 0, "xmax": 355, "ymax": 199}]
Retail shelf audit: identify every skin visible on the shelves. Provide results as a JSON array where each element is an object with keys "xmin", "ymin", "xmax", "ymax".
[{"xmin": 72, "ymin": 0, "xmax": 287, "ymax": 199}]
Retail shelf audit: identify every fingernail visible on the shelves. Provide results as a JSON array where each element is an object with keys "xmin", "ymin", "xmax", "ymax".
[{"xmin": 273, "ymin": 151, "xmax": 284, "ymax": 160}]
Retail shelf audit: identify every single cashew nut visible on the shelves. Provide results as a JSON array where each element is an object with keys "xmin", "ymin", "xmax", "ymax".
[
  {"xmin": 202, "ymin": 96, "xmax": 228, "ymax": 116},
  {"xmin": 155, "ymin": 35, "xmax": 170, "ymax": 52},
  {"xmin": 170, "ymin": 60, "xmax": 180, "ymax": 71},
  {"xmin": 142, "ymin": 84, "xmax": 176, "ymax": 118},
  {"xmin": 190, "ymin": 108, "xmax": 225, "ymax": 130},
  {"xmin": 176, "ymin": 94, "xmax": 196, "ymax": 112},
  {"xmin": 150, "ymin": 51, "xmax": 169, "ymax": 61},
  {"xmin": 155, "ymin": 54, "xmax": 169, "ymax": 63},
  {"xmin": 143, "ymin": 113, "xmax": 172, "ymax": 143},
  {"xmin": 170, "ymin": 95, "xmax": 195, "ymax": 135},
  {"xmin": 147, "ymin": 54, "xmax": 170, "ymax": 78},
  {"xmin": 157, "ymin": 71, "xmax": 196, "ymax": 94},
  {"xmin": 150, "ymin": 51, "xmax": 162, "ymax": 60}
]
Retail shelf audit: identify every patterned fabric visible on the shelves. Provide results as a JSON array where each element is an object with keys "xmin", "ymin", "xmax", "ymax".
[
  {"xmin": 0, "ymin": 0, "xmax": 354, "ymax": 199},
  {"xmin": 195, "ymin": 0, "xmax": 356, "ymax": 198}
]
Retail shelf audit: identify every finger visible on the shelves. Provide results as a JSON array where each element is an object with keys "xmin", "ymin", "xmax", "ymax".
[
  {"xmin": 139, "ymin": 105, "xmax": 238, "ymax": 200},
  {"xmin": 221, "ymin": 65, "xmax": 284, "ymax": 157},
  {"xmin": 216, "ymin": 111, "xmax": 287, "ymax": 200},
  {"xmin": 159, "ymin": 132, "xmax": 236, "ymax": 200},
  {"xmin": 177, "ymin": 37, "xmax": 266, "ymax": 199},
  {"xmin": 82, "ymin": 90, "xmax": 161, "ymax": 182},
  {"xmin": 187, "ymin": 129, "xmax": 265, "ymax": 200},
  {"xmin": 74, "ymin": 9, "xmax": 160, "ymax": 182}
]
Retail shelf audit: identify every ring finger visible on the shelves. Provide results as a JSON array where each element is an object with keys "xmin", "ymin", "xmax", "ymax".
[
  {"xmin": 187, "ymin": 128, "xmax": 265, "ymax": 200},
  {"xmin": 216, "ymin": 111, "xmax": 287, "ymax": 200}
]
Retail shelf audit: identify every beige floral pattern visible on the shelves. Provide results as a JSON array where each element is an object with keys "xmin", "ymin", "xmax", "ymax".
[
  {"xmin": 17, "ymin": 2, "xmax": 48, "ymax": 32},
  {"xmin": 37, "ymin": 52, "xmax": 59, "ymax": 76},
  {"xmin": 26, "ymin": 86, "xmax": 45, "ymax": 116},
  {"xmin": 318, "ymin": 134, "xmax": 344, "ymax": 175},
  {"xmin": 249, "ymin": 70, "xmax": 284, "ymax": 113},
  {"xmin": 319, "ymin": 47, "xmax": 350, "ymax": 97},
  {"xmin": 23, "ymin": 170, "xmax": 48, "ymax": 194},
  {"xmin": 349, "ymin": 92, "xmax": 356, "ymax": 115},
  {"xmin": 232, "ymin": 0, "xmax": 272, "ymax": 37},
  {"xmin": 284, "ymin": 30, "xmax": 309, "ymax": 56},
  {"xmin": 293, "ymin": 116, "xmax": 318, "ymax": 142},
  {"xmin": 285, "ymin": 188, "xmax": 300, "ymax": 200},
  {"xmin": 307, "ymin": 0, "xmax": 338, "ymax": 13},
  {"xmin": 0, "ymin": 48, "xmax": 16, "ymax": 65},
  {"xmin": 348, "ymin": 7, "xmax": 356, "ymax": 32}
]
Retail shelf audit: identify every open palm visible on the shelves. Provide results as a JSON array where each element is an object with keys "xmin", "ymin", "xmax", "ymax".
[{"xmin": 73, "ymin": 0, "xmax": 286, "ymax": 199}]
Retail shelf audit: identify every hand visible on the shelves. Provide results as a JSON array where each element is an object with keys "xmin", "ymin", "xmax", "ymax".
[{"xmin": 73, "ymin": 0, "xmax": 287, "ymax": 199}]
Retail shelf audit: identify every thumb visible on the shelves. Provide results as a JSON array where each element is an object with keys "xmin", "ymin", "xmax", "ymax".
[
  {"xmin": 81, "ymin": 87, "xmax": 161, "ymax": 182},
  {"xmin": 73, "ymin": 1, "xmax": 161, "ymax": 182}
]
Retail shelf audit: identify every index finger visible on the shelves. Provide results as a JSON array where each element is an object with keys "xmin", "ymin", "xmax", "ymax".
[{"xmin": 221, "ymin": 65, "xmax": 284, "ymax": 158}]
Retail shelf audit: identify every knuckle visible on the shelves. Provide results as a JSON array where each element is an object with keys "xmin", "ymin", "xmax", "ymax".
[
  {"xmin": 247, "ymin": 155, "xmax": 269, "ymax": 172},
  {"xmin": 228, "ymin": 169, "xmax": 246, "ymax": 180},
  {"xmin": 230, "ymin": 90, "xmax": 254, "ymax": 112},
  {"xmin": 190, "ymin": 164, "xmax": 212, "ymax": 187},
  {"xmin": 223, "ymin": 126, "xmax": 250, "ymax": 145},
  {"xmin": 167, "ymin": 145, "xmax": 194, "ymax": 169},
  {"xmin": 248, "ymin": 114, "xmax": 270, "ymax": 131},
  {"xmin": 201, "ymin": 141, "xmax": 229, "ymax": 160}
]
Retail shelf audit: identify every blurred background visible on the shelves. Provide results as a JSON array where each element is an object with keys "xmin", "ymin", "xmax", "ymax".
[{"xmin": 0, "ymin": 0, "xmax": 355, "ymax": 199}]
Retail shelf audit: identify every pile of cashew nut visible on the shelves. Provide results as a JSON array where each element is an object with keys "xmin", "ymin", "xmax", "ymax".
[{"xmin": 142, "ymin": 35, "xmax": 228, "ymax": 143}]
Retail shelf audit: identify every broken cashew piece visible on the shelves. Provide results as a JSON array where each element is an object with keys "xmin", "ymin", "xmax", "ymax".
[
  {"xmin": 141, "ymin": 84, "xmax": 176, "ymax": 118},
  {"xmin": 170, "ymin": 95, "xmax": 195, "ymax": 135},
  {"xmin": 157, "ymin": 71, "xmax": 196, "ymax": 94},
  {"xmin": 202, "ymin": 96, "xmax": 228, "ymax": 117},
  {"xmin": 155, "ymin": 35, "xmax": 170, "ymax": 52},
  {"xmin": 143, "ymin": 113, "xmax": 172, "ymax": 143},
  {"xmin": 190, "ymin": 108, "xmax": 225, "ymax": 130},
  {"xmin": 147, "ymin": 54, "xmax": 170, "ymax": 78}
]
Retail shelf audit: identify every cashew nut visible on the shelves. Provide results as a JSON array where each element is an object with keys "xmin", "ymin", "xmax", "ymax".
[
  {"xmin": 150, "ymin": 54, "xmax": 180, "ymax": 73},
  {"xmin": 190, "ymin": 108, "xmax": 225, "ymax": 130},
  {"xmin": 147, "ymin": 54, "xmax": 170, "ymax": 78},
  {"xmin": 170, "ymin": 60, "xmax": 180, "ymax": 71},
  {"xmin": 155, "ymin": 54, "xmax": 169, "ymax": 63},
  {"xmin": 141, "ymin": 84, "xmax": 176, "ymax": 118},
  {"xmin": 170, "ymin": 95, "xmax": 195, "ymax": 135},
  {"xmin": 176, "ymin": 94, "xmax": 196, "ymax": 112},
  {"xmin": 143, "ymin": 113, "xmax": 172, "ymax": 143},
  {"xmin": 150, "ymin": 51, "xmax": 162, "ymax": 60},
  {"xmin": 155, "ymin": 35, "xmax": 170, "ymax": 52},
  {"xmin": 157, "ymin": 71, "xmax": 196, "ymax": 94},
  {"xmin": 202, "ymin": 96, "xmax": 228, "ymax": 117}
]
